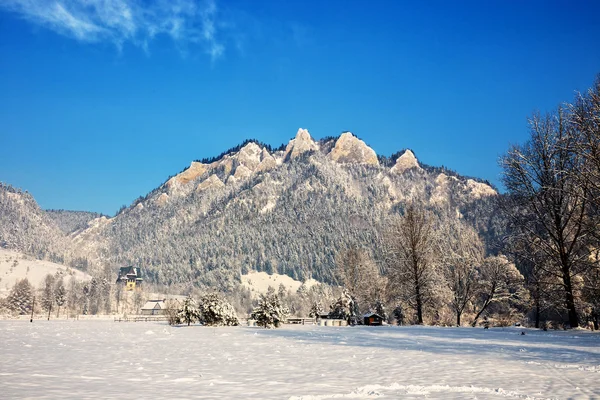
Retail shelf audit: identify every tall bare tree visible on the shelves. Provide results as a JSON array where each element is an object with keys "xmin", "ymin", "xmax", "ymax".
[
  {"xmin": 571, "ymin": 75, "xmax": 600, "ymax": 224},
  {"xmin": 335, "ymin": 246, "xmax": 385, "ymax": 314},
  {"xmin": 439, "ymin": 219, "xmax": 485, "ymax": 326},
  {"xmin": 501, "ymin": 109, "xmax": 592, "ymax": 328},
  {"xmin": 384, "ymin": 204, "xmax": 437, "ymax": 324}
]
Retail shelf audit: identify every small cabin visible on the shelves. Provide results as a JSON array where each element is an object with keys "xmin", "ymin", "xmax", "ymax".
[
  {"xmin": 363, "ymin": 312, "xmax": 384, "ymax": 326},
  {"xmin": 141, "ymin": 300, "xmax": 166, "ymax": 315},
  {"xmin": 116, "ymin": 266, "xmax": 143, "ymax": 291}
]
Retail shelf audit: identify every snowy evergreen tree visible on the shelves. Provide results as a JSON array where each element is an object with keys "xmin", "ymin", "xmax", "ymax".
[
  {"xmin": 82, "ymin": 283, "xmax": 90, "ymax": 315},
  {"xmin": 392, "ymin": 305, "xmax": 405, "ymax": 326},
  {"xmin": 178, "ymin": 296, "xmax": 201, "ymax": 326},
  {"xmin": 54, "ymin": 278, "xmax": 67, "ymax": 318},
  {"xmin": 374, "ymin": 300, "xmax": 387, "ymax": 321},
  {"xmin": 6, "ymin": 278, "xmax": 34, "ymax": 315},
  {"xmin": 328, "ymin": 289, "xmax": 355, "ymax": 322},
  {"xmin": 309, "ymin": 301, "xmax": 323, "ymax": 318},
  {"xmin": 41, "ymin": 273, "xmax": 55, "ymax": 312},
  {"xmin": 251, "ymin": 293, "xmax": 289, "ymax": 328},
  {"xmin": 199, "ymin": 293, "xmax": 240, "ymax": 326}
]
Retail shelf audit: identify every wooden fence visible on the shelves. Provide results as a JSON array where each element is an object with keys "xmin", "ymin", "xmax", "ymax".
[{"xmin": 114, "ymin": 316, "xmax": 168, "ymax": 322}]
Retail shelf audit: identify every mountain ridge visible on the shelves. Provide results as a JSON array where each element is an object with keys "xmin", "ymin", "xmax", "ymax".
[{"xmin": 0, "ymin": 128, "xmax": 501, "ymax": 290}]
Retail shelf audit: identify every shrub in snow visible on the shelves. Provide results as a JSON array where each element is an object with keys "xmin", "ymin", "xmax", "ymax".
[
  {"xmin": 177, "ymin": 296, "xmax": 202, "ymax": 326},
  {"xmin": 199, "ymin": 293, "xmax": 240, "ymax": 326},
  {"xmin": 165, "ymin": 300, "xmax": 182, "ymax": 326},
  {"xmin": 251, "ymin": 293, "xmax": 289, "ymax": 328}
]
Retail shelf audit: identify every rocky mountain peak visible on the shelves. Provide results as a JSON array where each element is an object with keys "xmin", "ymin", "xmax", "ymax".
[
  {"xmin": 285, "ymin": 128, "xmax": 318, "ymax": 159},
  {"xmin": 328, "ymin": 132, "xmax": 379, "ymax": 165},
  {"xmin": 391, "ymin": 150, "xmax": 420, "ymax": 174},
  {"xmin": 236, "ymin": 142, "xmax": 263, "ymax": 170}
]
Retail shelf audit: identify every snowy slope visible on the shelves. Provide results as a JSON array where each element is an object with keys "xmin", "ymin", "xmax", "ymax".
[
  {"xmin": 1, "ymin": 321, "xmax": 598, "ymax": 399},
  {"xmin": 241, "ymin": 270, "xmax": 320, "ymax": 297},
  {"xmin": 0, "ymin": 248, "xmax": 90, "ymax": 295}
]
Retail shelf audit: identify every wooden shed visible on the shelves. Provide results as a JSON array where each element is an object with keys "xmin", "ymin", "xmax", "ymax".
[{"xmin": 363, "ymin": 312, "xmax": 384, "ymax": 326}]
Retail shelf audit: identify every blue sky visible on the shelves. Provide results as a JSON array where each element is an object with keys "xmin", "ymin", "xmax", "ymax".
[{"xmin": 1, "ymin": 0, "xmax": 599, "ymax": 215}]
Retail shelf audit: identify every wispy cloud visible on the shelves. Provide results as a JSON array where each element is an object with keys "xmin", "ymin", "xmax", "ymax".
[{"xmin": 1, "ymin": 0, "xmax": 227, "ymax": 61}]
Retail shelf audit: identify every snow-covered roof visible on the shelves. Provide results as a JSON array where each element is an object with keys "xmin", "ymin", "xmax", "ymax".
[
  {"xmin": 363, "ymin": 312, "xmax": 383, "ymax": 318},
  {"xmin": 141, "ymin": 300, "xmax": 165, "ymax": 310}
]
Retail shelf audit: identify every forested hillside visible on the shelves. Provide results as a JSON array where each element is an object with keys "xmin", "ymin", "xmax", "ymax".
[
  {"xmin": 0, "ymin": 183, "xmax": 67, "ymax": 262},
  {"xmin": 68, "ymin": 130, "xmax": 499, "ymax": 288},
  {"xmin": 46, "ymin": 210, "xmax": 103, "ymax": 234},
  {"xmin": 0, "ymin": 130, "xmax": 501, "ymax": 290}
]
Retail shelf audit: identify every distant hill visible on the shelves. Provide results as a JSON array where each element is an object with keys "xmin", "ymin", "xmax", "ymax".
[
  {"xmin": 0, "ymin": 183, "xmax": 67, "ymax": 263},
  {"xmin": 46, "ymin": 209, "xmax": 104, "ymax": 234}
]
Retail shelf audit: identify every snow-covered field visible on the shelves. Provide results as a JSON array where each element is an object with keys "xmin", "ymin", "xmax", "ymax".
[{"xmin": 1, "ymin": 322, "xmax": 599, "ymax": 399}]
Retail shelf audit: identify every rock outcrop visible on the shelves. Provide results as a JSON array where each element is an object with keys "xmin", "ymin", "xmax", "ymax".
[
  {"xmin": 391, "ymin": 150, "xmax": 420, "ymax": 174},
  {"xmin": 328, "ymin": 132, "xmax": 378, "ymax": 165},
  {"xmin": 285, "ymin": 128, "xmax": 318, "ymax": 160},
  {"xmin": 197, "ymin": 174, "xmax": 225, "ymax": 192}
]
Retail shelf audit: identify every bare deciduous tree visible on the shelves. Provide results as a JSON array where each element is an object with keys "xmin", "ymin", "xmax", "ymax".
[
  {"xmin": 471, "ymin": 255, "xmax": 527, "ymax": 327},
  {"xmin": 501, "ymin": 109, "xmax": 593, "ymax": 328},
  {"xmin": 439, "ymin": 219, "xmax": 485, "ymax": 326},
  {"xmin": 335, "ymin": 246, "xmax": 385, "ymax": 315},
  {"xmin": 384, "ymin": 204, "xmax": 437, "ymax": 324},
  {"xmin": 571, "ymin": 75, "xmax": 600, "ymax": 224}
]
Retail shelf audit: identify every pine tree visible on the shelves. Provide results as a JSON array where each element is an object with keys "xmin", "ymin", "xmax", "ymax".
[
  {"xmin": 41, "ymin": 274, "xmax": 55, "ymax": 313},
  {"xmin": 251, "ymin": 293, "xmax": 289, "ymax": 328},
  {"xmin": 6, "ymin": 278, "xmax": 34, "ymax": 315},
  {"xmin": 374, "ymin": 300, "xmax": 387, "ymax": 321},
  {"xmin": 328, "ymin": 289, "xmax": 353, "ymax": 321},
  {"xmin": 392, "ymin": 305, "xmax": 405, "ymax": 326},
  {"xmin": 309, "ymin": 301, "xmax": 323, "ymax": 318},
  {"xmin": 178, "ymin": 296, "xmax": 201, "ymax": 326},
  {"xmin": 54, "ymin": 278, "xmax": 67, "ymax": 318}
]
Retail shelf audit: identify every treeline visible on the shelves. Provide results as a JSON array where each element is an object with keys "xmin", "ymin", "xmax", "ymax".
[{"xmin": 0, "ymin": 269, "xmax": 147, "ymax": 318}]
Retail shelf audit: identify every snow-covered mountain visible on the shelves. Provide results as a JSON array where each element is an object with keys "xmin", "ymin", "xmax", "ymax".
[{"xmin": 1, "ymin": 129, "xmax": 500, "ymax": 289}]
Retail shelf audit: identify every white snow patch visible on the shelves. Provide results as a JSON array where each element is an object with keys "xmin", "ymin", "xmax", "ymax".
[{"xmin": 241, "ymin": 271, "xmax": 319, "ymax": 297}]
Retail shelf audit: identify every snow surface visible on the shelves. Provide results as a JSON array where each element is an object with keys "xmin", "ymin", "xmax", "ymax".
[{"xmin": 1, "ymin": 322, "xmax": 599, "ymax": 399}]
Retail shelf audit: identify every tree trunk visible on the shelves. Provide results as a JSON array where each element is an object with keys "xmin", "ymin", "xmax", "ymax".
[
  {"xmin": 414, "ymin": 258, "xmax": 423, "ymax": 324},
  {"xmin": 472, "ymin": 296, "xmax": 493, "ymax": 327},
  {"xmin": 535, "ymin": 297, "xmax": 540, "ymax": 329},
  {"xmin": 56, "ymin": 306, "xmax": 60, "ymax": 319},
  {"xmin": 562, "ymin": 268, "xmax": 579, "ymax": 328},
  {"xmin": 415, "ymin": 283, "xmax": 423, "ymax": 325},
  {"xmin": 456, "ymin": 312, "xmax": 461, "ymax": 327}
]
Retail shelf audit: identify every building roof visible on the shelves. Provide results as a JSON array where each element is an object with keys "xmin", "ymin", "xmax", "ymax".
[
  {"xmin": 117, "ymin": 266, "xmax": 143, "ymax": 281},
  {"xmin": 141, "ymin": 300, "xmax": 165, "ymax": 310},
  {"xmin": 363, "ymin": 312, "xmax": 384, "ymax": 319}
]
